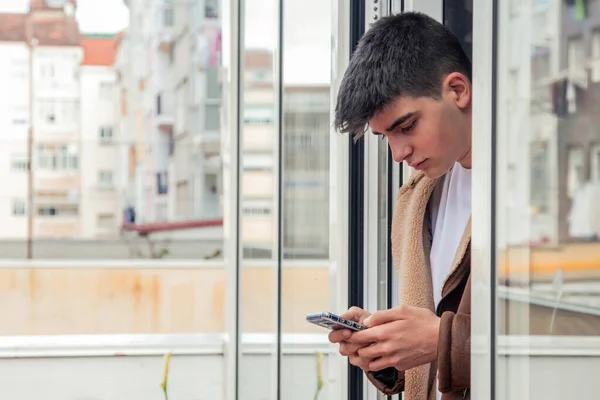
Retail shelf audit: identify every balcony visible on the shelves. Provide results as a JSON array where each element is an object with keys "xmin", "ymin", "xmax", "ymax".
[
  {"xmin": 157, "ymin": 6, "xmax": 175, "ymax": 53},
  {"xmin": 156, "ymin": 171, "xmax": 168, "ymax": 195},
  {"xmin": 35, "ymin": 175, "xmax": 79, "ymax": 191},
  {"xmin": 2, "ymin": 258, "xmax": 600, "ymax": 398},
  {"xmin": 189, "ymin": 104, "xmax": 221, "ymax": 156},
  {"xmin": 192, "ymin": 132, "xmax": 220, "ymax": 156},
  {"xmin": 0, "ymin": 332, "xmax": 330, "ymax": 399},
  {"xmin": 158, "ymin": 35, "xmax": 173, "ymax": 54},
  {"xmin": 34, "ymin": 217, "xmax": 80, "ymax": 238},
  {"xmin": 155, "ymin": 92, "xmax": 174, "ymax": 132}
]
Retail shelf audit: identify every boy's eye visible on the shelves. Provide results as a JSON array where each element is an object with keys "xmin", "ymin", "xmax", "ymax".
[{"xmin": 399, "ymin": 120, "xmax": 416, "ymax": 133}]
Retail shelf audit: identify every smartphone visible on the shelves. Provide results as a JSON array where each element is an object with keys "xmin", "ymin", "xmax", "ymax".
[{"xmin": 306, "ymin": 311, "xmax": 367, "ymax": 331}]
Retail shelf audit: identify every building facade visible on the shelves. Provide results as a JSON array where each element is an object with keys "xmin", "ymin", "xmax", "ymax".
[
  {"xmin": 0, "ymin": 0, "xmax": 122, "ymax": 240},
  {"xmin": 79, "ymin": 34, "xmax": 121, "ymax": 238},
  {"xmin": 117, "ymin": 0, "xmax": 222, "ymax": 227}
]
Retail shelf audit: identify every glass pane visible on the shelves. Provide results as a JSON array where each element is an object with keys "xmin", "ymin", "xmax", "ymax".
[
  {"xmin": 205, "ymin": 104, "xmax": 221, "ymax": 131},
  {"xmin": 444, "ymin": 0, "xmax": 473, "ymax": 60},
  {"xmin": 281, "ymin": 0, "xmax": 331, "ymax": 398},
  {"xmin": 0, "ymin": 0, "xmax": 227, "ymax": 398},
  {"xmin": 496, "ymin": 0, "xmax": 600, "ymax": 398},
  {"xmin": 207, "ymin": 66, "xmax": 221, "ymax": 99},
  {"xmin": 238, "ymin": 0, "xmax": 279, "ymax": 397}
]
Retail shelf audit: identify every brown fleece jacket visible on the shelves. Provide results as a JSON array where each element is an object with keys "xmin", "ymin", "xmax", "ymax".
[{"xmin": 366, "ymin": 170, "xmax": 472, "ymax": 400}]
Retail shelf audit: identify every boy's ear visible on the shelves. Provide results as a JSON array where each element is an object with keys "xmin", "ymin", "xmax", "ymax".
[{"xmin": 443, "ymin": 72, "xmax": 470, "ymax": 109}]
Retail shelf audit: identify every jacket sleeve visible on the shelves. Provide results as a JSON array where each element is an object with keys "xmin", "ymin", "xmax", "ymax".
[
  {"xmin": 437, "ymin": 311, "xmax": 470, "ymax": 392},
  {"xmin": 365, "ymin": 368, "xmax": 405, "ymax": 395}
]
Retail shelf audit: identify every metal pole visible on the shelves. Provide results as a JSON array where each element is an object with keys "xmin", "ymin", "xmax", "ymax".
[{"xmin": 27, "ymin": 38, "xmax": 37, "ymax": 259}]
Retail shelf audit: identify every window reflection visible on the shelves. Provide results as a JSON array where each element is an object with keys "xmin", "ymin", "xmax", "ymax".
[
  {"xmin": 499, "ymin": 0, "xmax": 600, "ymax": 337},
  {"xmin": 280, "ymin": 0, "xmax": 331, "ymax": 397},
  {"xmin": 444, "ymin": 0, "xmax": 473, "ymax": 59},
  {"xmin": 283, "ymin": 88, "xmax": 330, "ymax": 259},
  {"xmin": 241, "ymin": 49, "xmax": 275, "ymax": 259},
  {"xmin": 0, "ymin": 1, "xmax": 230, "ymax": 396}
]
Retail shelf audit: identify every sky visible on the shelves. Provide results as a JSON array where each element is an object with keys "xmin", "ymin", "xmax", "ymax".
[
  {"xmin": 0, "ymin": 0, "xmax": 129, "ymax": 33},
  {"xmin": 0, "ymin": 0, "xmax": 331, "ymax": 85},
  {"xmin": 222, "ymin": 0, "xmax": 332, "ymax": 84}
]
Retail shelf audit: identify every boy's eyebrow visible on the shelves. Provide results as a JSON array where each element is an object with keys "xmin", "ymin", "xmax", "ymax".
[
  {"xmin": 371, "ymin": 112, "xmax": 418, "ymax": 136},
  {"xmin": 386, "ymin": 112, "xmax": 417, "ymax": 132}
]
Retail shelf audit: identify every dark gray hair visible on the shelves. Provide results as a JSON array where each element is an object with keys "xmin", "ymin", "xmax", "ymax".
[{"xmin": 334, "ymin": 12, "xmax": 472, "ymax": 139}]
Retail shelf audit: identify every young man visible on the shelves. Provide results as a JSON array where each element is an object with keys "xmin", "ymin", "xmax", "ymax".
[{"xmin": 329, "ymin": 12, "xmax": 472, "ymax": 400}]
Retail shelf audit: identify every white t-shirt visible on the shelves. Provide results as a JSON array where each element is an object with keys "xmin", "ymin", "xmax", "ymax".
[{"xmin": 428, "ymin": 162, "xmax": 471, "ymax": 400}]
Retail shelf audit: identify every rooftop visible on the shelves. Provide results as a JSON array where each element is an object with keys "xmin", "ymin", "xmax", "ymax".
[{"xmin": 81, "ymin": 34, "xmax": 117, "ymax": 65}]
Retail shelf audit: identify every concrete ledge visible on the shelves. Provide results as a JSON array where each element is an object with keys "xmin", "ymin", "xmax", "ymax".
[
  {"xmin": 0, "ymin": 259, "xmax": 329, "ymax": 269},
  {"xmin": 498, "ymin": 335, "xmax": 600, "ymax": 356},
  {"xmin": 5, "ymin": 332, "xmax": 600, "ymax": 359},
  {"xmin": 0, "ymin": 333, "xmax": 332, "ymax": 358}
]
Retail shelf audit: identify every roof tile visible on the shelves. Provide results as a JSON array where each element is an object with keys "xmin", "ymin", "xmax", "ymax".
[{"xmin": 81, "ymin": 36, "xmax": 117, "ymax": 65}]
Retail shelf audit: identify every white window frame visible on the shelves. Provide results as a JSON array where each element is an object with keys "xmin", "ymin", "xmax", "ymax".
[
  {"xmin": 37, "ymin": 144, "xmax": 79, "ymax": 172},
  {"xmin": 99, "ymin": 81, "xmax": 114, "ymax": 100},
  {"xmin": 10, "ymin": 154, "xmax": 28, "ymax": 172},
  {"xmin": 242, "ymin": 205, "xmax": 272, "ymax": 217},
  {"xmin": 163, "ymin": 4, "xmax": 174, "ymax": 27},
  {"xmin": 36, "ymin": 204, "xmax": 79, "ymax": 218},
  {"xmin": 35, "ymin": 190, "xmax": 79, "ymax": 218},
  {"xmin": 591, "ymin": 144, "xmax": 600, "ymax": 182},
  {"xmin": 99, "ymin": 126, "xmax": 114, "ymax": 143},
  {"xmin": 98, "ymin": 170, "xmax": 114, "ymax": 189},
  {"xmin": 591, "ymin": 29, "xmax": 600, "ymax": 83},
  {"xmin": 96, "ymin": 213, "xmax": 116, "ymax": 230},
  {"xmin": 567, "ymin": 147, "xmax": 585, "ymax": 199},
  {"xmin": 567, "ymin": 36, "xmax": 586, "ymax": 87},
  {"xmin": 38, "ymin": 100, "xmax": 78, "ymax": 125},
  {"xmin": 12, "ymin": 199, "xmax": 26, "ymax": 216}
]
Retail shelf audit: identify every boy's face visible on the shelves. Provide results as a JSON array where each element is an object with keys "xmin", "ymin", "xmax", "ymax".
[{"xmin": 368, "ymin": 72, "xmax": 472, "ymax": 179}]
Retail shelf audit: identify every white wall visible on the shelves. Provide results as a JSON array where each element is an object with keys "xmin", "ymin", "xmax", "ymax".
[
  {"xmin": 497, "ymin": 336, "xmax": 600, "ymax": 400},
  {"xmin": 80, "ymin": 65, "xmax": 121, "ymax": 238},
  {"xmin": 0, "ymin": 42, "xmax": 31, "ymax": 239},
  {"xmin": 0, "ymin": 334, "xmax": 331, "ymax": 400},
  {"xmin": 2, "ymin": 333, "xmax": 600, "ymax": 400}
]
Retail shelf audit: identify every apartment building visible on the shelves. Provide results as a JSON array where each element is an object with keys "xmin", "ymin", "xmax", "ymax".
[
  {"xmin": 29, "ymin": 1, "xmax": 82, "ymax": 239},
  {"xmin": 0, "ymin": 0, "xmax": 122, "ymax": 239},
  {"xmin": 119, "ymin": 0, "xmax": 222, "ymax": 226},
  {"xmin": 114, "ymin": 0, "xmax": 167, "ymax": 224},
  {"xmin": 79, "ymin": 34, "xmax": 121, "ymax": 238},
  {"xmin": 117, "ymin": 2, "xmax": 329, "ymax": 257},
  {"xmin": 283, "ymin": 85, "xmax": 330, "ymax": 259},
  {"xmin": 0, "ymin": 15, "xmax": 32, "ymax": 239},
  {"xmin": 557, "ymin": 0, "xmax": 600, "ymax": 241},
  {"xmin": 163, "ymin": 0, "xmax": 222, "ymax": 222},
  {"xmin": 240, "ymin": 50, "xmax": 277, "ymax": 257},
  {"xmin": 186, "ymin": 0, "xmax": 222, "ymax": 221},
  {"xmin": 113, "ymin": 27, "xmax": 139, "ymax": 225},
  {"xmin": 494, "ymin": 0, "xmax": 562, "ymax": 247},
  {"xmin": 228, "ymin": 49, "xmax": 331, "ymax": 259},
  {"xmin": 501, "ymin": 0, "xmax": 600, "ymax": 245}
]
